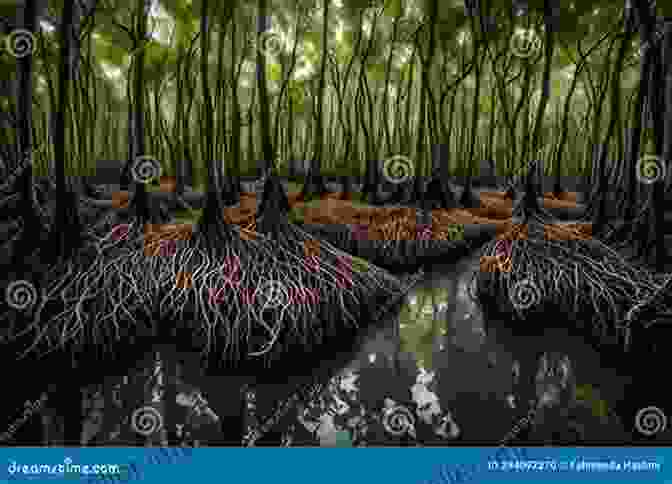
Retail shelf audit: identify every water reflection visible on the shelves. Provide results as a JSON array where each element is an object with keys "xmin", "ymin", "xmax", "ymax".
[{"xmin": 344, "ymin": 250, "xmax": 630, "ymax": 444}]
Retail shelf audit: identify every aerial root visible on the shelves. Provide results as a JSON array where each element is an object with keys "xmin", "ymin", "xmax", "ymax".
[
  {"xmin": 5, "ymin": 217, "xmax": 403, "ymax": 367},
  {"xmin": 474, "ymin": 221, "xmax": 665, "ymax": 351}
]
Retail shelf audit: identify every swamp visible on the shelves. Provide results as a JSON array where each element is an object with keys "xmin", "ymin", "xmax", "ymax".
[{"xmin": 0, "ymin": 0, "xmax": 671, "ymax": 447}]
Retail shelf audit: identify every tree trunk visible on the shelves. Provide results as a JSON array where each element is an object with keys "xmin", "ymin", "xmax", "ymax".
[
  {"xmin": 593, "ymin": 19, "xmax": 635, "ymax": 233},
  {"xmin": 625, "ymin": 0, "xmax": 655, "ymax": 222},
  {"xmin": 174, "ymin": 46, "xmax": 186, "ymax": 195},
  {"xmin": 460, "ymin": 32, "xmax": 481, "ymax": 208},
  {"xmin": 663, "ymin": 21, "xmax": 672, "ymax": 202},
  {"xmin": 300, "ymin": 0, "xmax": 330, "ymax": 201},
  {"xmin": 257, "ymin": 9, "xmax": 274, "ymax": 173},
  {"xmin": 650, "ymin": 20, "xmax": 671, "ymax": 271}
]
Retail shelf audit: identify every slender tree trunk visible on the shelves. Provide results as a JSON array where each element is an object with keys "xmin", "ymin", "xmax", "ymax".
[
  {"xmin": 48, "ymin": 0, "xmax": 87, "ymax": 447},
  {"xmin": 300, "ymin": 0, "xmax": 330, "ymax": 200},
  {"xmin": 663, "ymin": 21, "xmax": 672, "ymax": 203},
  {"xmin": 528, "ymin": 0, "xmax": 556, "ymax": 198},
  {"xmin": 625, "ymin": 0, "xmax": 655, "ymax": 222},
  {"xmin": 460, "ymin": 30, "xmax": 481, "ymax": 208},
  {"xmin": 49, "ymin": 0, "xmax": 80, "ymax": 263},
  {"xmin": 414, "ymin": 0, "xmax": 438, "ymax": 207},
  {"xmin": 650, "ymin": 20, "xmax": 671, "ymax": 270},
  {"xmin": 592, "ymin": 23, "xmax": 634, "ymax": 232},
  {"xmin": 175, "ymin": 48, "xmax": 186, "ymax": 195},
  {"xmin": 256, "ymin": 7, "xmax": 274, "ymax": 172}
]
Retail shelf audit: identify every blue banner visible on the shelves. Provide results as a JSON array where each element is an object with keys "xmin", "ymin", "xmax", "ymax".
[{"xmin": 0, "ymin": 447, "xmax": 668, "ymax": 483}]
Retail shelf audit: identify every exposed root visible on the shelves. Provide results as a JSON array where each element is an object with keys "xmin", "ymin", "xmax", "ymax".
[
  {"xmin": 4, "ymin": 207, "xmax": 405, "ymax": 372},
  {"xmin": 474, "ymin": 220, "xmax": 664, "ymax": 352}
]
